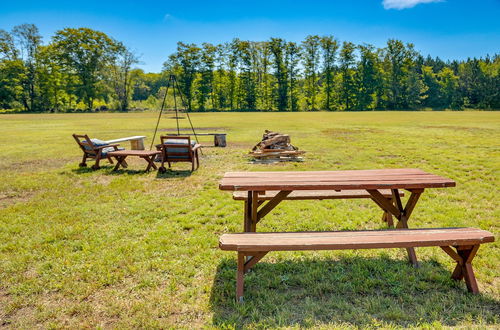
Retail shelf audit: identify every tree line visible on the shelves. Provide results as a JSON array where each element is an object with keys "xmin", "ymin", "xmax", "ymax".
[
  {"xmin": 0, "ymin": 24, "xmax": 138, "ymax": 112},
  {"xmin": 1, "ymin": 24, "xmax": 498, "ymax": 112}
]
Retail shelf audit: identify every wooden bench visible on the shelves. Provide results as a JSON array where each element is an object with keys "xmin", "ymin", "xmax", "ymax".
[
  {"xmin": 105, "ymin": 136, "xmax": 146, "ymax": 150},
  {"xmin": 163, "ymin": 133, "xmax": 226, "ymax": 147},
  {"xmin": 233, "ymin": 189, "xmax": 404, "ymax": 228},
  {"xmin": 219, "ymin": 228, "xmax": 495, "ymax": 302}
]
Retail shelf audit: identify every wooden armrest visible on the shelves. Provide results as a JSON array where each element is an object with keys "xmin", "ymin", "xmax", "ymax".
[{"xmin": 192, "ymin": 144, "xmax": 202, "ymax": 151}]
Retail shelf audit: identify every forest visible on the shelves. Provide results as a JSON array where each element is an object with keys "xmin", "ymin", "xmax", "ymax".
[{"xmin": 0, "ymin": 24, "xmax": 499, "ymax": 112}]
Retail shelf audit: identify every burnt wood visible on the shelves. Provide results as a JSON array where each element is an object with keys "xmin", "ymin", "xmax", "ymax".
[{"xmin": 219, "ymin": 228, "xmax": 494, "ymax": 302}]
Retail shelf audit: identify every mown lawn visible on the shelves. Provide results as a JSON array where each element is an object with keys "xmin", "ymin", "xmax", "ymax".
[{"xmin": 0, "ymin": 111, "xmax": 499, "ymax": 328}]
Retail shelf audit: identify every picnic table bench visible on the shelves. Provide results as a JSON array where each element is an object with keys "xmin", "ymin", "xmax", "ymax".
[
  {"xmin": 105, "ymin": 135, "xmax": 146, "ymax": 150},
  {"xmin": 220, "ymin": 228, "xmax": 495, "ymax": 302}
]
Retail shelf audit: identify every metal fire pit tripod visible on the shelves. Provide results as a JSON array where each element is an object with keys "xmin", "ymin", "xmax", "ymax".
[{"xmin": 150, "ymin": 74, "xmax": 199, "ymax": 150}]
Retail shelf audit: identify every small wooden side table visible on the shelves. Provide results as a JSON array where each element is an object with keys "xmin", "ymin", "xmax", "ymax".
[{"xmin": 108, "ymin": 150, "xmax": 161, "ymax": 172}]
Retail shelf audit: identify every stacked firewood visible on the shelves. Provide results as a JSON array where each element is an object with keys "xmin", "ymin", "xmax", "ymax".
[{"xmin": 249, "ymin": 130, "xmax": 305, "ymax": 162}]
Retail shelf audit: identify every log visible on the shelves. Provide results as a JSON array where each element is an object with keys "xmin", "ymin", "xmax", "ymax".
[
  {"xmin": 252, "ymin": 134, "xmax": 291, "ymax": 151},
  {"xmin": 214, "ymin": 134, "xmax": 227, "ymax": 147}
]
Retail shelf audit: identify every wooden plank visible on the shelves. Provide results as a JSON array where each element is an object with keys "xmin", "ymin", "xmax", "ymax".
[
  {"xmin": 367, "ymin": 189, "xmax": 402, "ymax": 218},
  {"xmin": 219, "ymin": 228, "xmax": 494, "ymax": 252},
  {"xmin": 221, "ymin": 181, "xmax": 455, "ymax": 191},
  {"xmin": 221, "ymin": 176, "xmax": 453, "ymax": 183},
  {"xmin": 232, "ymin": 189, "xmax": 403, "ymax": 201},
  {"xmin": 223, "ymin": 168, "xmax": 427, "ymax": 177},
  {"xmin": 255, "ymin": 191, "xmax": 291, "ymax": 221},
  {"xmin": 223, "ymin": 173, "xmax": 444, "ymax": 180},
  {"xmin": 250, "ymin": 191, "xmax": 259, "ymax": 232},
  {"xmin": 243, "ymin": 252, "xmax": 268, "ymax": 273},
  {"xmin": 440, "ymin": 246, "xmax": 462, "ymax": 263},
  {"xmin": 219, "ymin": 169, "xmax": 456, "ymax": 191},
  {"xmin": 105, "ymin": 136, "xmax": 146, "ymax": 143}
]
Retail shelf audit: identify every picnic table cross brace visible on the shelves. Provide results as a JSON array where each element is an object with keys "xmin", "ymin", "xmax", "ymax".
[{"xmin": 367, "ymin": 188, "xmax": 423, "ymax": 266}]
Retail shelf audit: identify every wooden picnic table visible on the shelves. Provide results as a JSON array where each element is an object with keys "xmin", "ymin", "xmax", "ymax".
[{"xmin": 219, "ymin": 168, "xmax": 456, "ymax": 266}]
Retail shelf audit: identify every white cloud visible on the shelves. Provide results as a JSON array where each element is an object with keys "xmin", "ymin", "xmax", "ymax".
[{"xmin": 382, "ymin": 0, "xmax": 442, "ymax": 10}]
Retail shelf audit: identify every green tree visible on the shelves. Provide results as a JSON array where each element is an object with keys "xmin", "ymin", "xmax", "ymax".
[
  {"xmin": 52, "ymin": 27, "xmax": 120, "ymax": 110},
  {"xmin": 12, "ymin": 24, "xmax": 42, "ymax": 111},
  {"xmin": 0, "ymin": 29, "xmax": 18, "ymax": 60},
  {"xmin": 403, "ymin": 44, "xmax": 427, "ymax": 109},
  {"xmin": 382, "ymin": 39, "xmax": 406, "ymax": 109},
  {"xmin": 255, "ymin": 41, "xmax": 272, "ymax": 110},
  {"xmin": 269, "ymin": 38, "xmax": 288, "ymax": 111},
  {"xmin": 0, "ymin": 29, "xmax": 22, "ymax": 109},
  {"xmin": 339, "ymin": 41, "xmax": 356, "ymax": 110},
  {"xmin": 109, "ymin": 45, "xmax": 139, "ymax": 111},
  {"xmin": 36, "ymin": 44, "xmax": 68, "ymax": 111},
  {"xmin": 302, "ymin": 35, "xmax": 321, "ymax": 110},
  {"xmin": 320, "ymin": 35, "xmax": 339, "ymax": 110},
  {"xmin": 421, "ymin": 65, "xmax": 441, "ymax": 107},
  {"xmin": 197, "ymin": 43, "xmax": 216, "ymax": 110},
  {"xmin": 437, "ymin": 67, "xmax": 461, "ymax": 109},
  {"xmin": 286, "ymin": 41, "xmax": 301, "ymax": 111},
  {"xmin": 213, "ymin": 43, "xmax": 228, "ymax": 110},
  {"xmin": 165, "ymin": 42, "xmax": 200, "ymax": 111},
  {"xmin": 227, "ymin": 40, "xmax": 239, "ymax": 110},
  {"xmin": 356, "ymin": 44, "xmax": 381, "ymax": 110},
  {"xmin": 236, "ymin": 40, "xmax": 257, "ymax": 110}
]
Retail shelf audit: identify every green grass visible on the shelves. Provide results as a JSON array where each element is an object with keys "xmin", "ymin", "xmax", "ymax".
[{"xmin": 0, "ymin": 111, "xmax": 499, "ymax": 328}]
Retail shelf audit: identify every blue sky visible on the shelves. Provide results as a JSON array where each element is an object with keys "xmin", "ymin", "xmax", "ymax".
[{"xmin": 1, "ymin": 0, "xmax": 499, "ymax": 72}]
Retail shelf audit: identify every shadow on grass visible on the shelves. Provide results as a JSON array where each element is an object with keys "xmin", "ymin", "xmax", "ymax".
[
  {"xmin": 70, "ymin": 165, "xmax": 115, "ymax": 174},
  {"xmin": 210, "ymin": 255, "xmax": 500, "ymax": 328},
  {"xmin": 155, "ymin": 169, "xmax": 192, "ymax": 179},
  {"xmin": 68, "ymin": 164, "xmax": 193, "ymax": 178}
]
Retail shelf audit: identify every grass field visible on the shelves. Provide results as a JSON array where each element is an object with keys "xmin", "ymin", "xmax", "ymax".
[{"xmin": 0, "ymin": 111, "xmax": 499, "ymax": 328}]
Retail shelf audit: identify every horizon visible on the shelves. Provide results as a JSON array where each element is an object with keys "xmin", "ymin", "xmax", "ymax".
[{"xmin": 1, "ymin": 0, "xmax": 499, "ymax": 72}]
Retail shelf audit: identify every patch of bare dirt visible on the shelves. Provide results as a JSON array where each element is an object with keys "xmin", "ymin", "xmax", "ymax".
[
  {"xmin": 421, "ymin": 125, "xmax": 495, "ymax": 132},
  {"xmin": 0, "ymin": 191, "xmax": 35, "ymax": 209},
  {"xmin": 322, "ymin": 128, "xmax": 382, "ymax": 140},
  {"xmin": 226, "ymin": 142, "xmax": 253, "ymax": 149},
  {"xmin": 0, "ymin": 289, "xmax": 36, "ymax": 328},
  {"xmin": 0, "ymin": 158, "xmax": 74, "ymax": 172}
]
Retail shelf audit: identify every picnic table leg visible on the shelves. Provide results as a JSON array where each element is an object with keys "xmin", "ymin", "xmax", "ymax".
[
  {"xmin": 236, "ymin": 251, "xmax": 268, "ymax": 302},
  {"xmin": 441, "ymin": 245, "xmax": 480, "ymax": 293},
  {"xmin": 250, "ymin": 191, "xmax": 259, "ymax": 232},
  {"xmin": 237, "ymin": 252, "xmax": 245, "ymax": 302},
  {"xmin": 243, "ymin": 190, "xmax": 291, "ymax": 233},
  {"xmin": 244, "ymin": 193, "xmax": 252, "ymax": 232},
  {"xmin": 368, "ymin": 188, "xmax": 423, "ymax": 267}
]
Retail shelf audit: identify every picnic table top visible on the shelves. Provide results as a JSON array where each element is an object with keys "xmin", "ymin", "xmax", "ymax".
[
  {"xmin": 219, "ymin": 168, "xmax": 456, "ymax": 191},
  {"xmin": 105, "ymin": 136, "xmax": 146, "ymax": 143}
]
